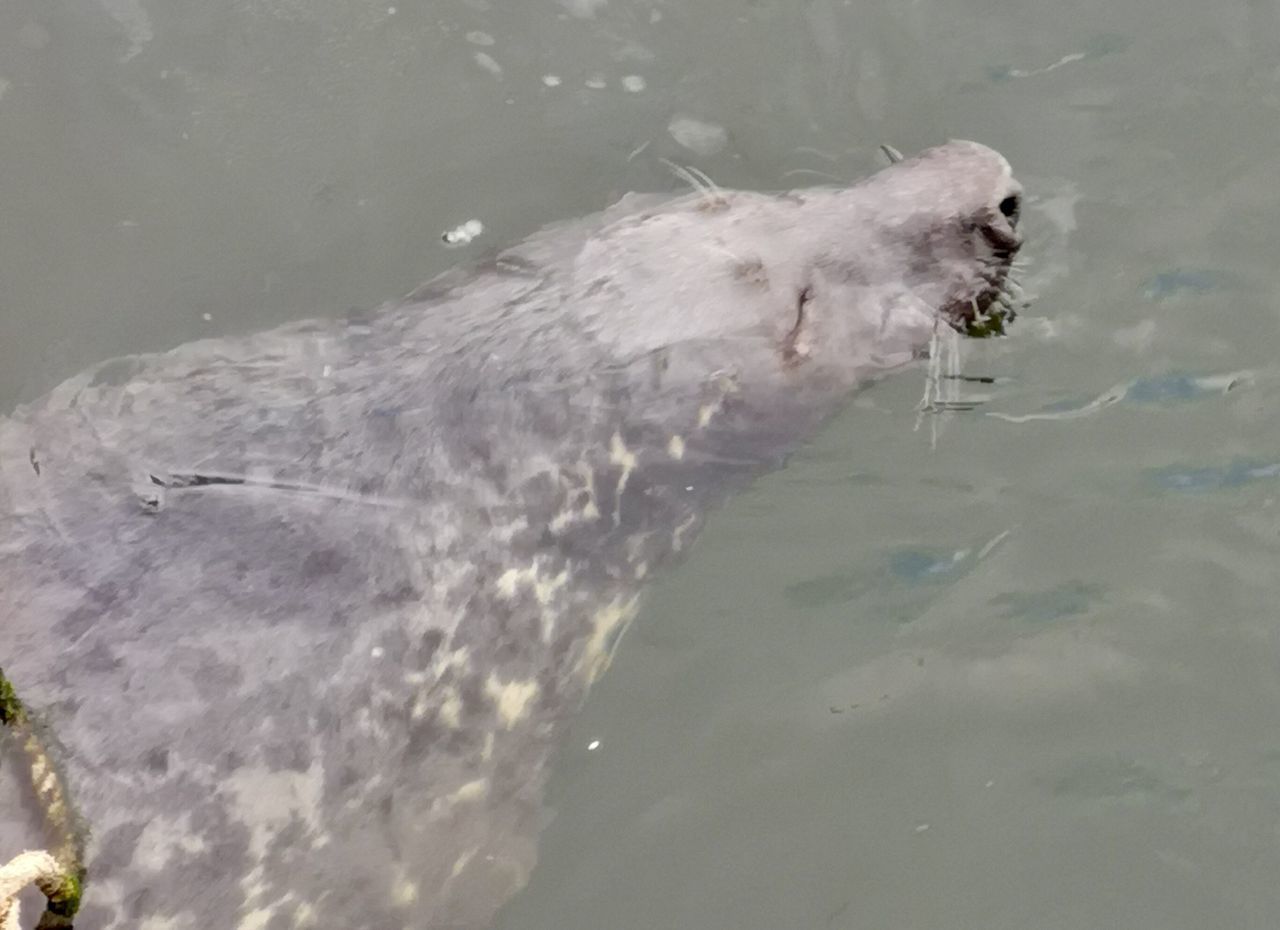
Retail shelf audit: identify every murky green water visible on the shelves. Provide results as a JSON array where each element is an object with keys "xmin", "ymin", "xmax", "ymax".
[{"xmin": 6, "ymin": 0, "xmax": 1280, "ymax": 926}]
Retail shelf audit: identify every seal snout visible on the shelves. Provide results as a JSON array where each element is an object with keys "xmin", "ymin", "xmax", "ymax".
[
  {"xmin": 981, "ymin": 190, "xmax": 1023, "ymax": 254},
  {"xmin": 940, "ymin": 176, "xmax": 1026, "ymax": 339},
  {"xmin": 979, "ymin": 217, "xmax": 1021, "ymax": 255},
  {"xmin": 998, "ymin": 193, "xmax": 1021, "ymax": 224}
]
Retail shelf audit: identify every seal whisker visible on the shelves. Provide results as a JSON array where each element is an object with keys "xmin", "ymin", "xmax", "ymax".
[
  {"xmin": 681, "ymin": 164, "xmax": 721, "ymax": 193},
  {"xmin": 659, "ymin": 158, "xmax": 726, "ymax": 209}
]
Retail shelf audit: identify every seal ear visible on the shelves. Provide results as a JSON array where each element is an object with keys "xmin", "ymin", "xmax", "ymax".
[{"xmin": 780, "ymin": 285, "xmax": 814, "ymax": 364}]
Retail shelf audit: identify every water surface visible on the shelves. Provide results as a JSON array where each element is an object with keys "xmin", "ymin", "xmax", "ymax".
[{"xmin": 5, "ymin": 0, "xmax": 1280, "ymax": 926}]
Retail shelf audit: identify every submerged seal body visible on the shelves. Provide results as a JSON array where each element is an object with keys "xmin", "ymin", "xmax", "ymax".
[{"xmin": 0, "ymin": 141, "xmax": 1022, "ymax": 928}]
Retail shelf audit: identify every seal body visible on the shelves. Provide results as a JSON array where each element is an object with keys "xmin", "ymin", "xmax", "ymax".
[{"xmin": 0, "ymin": 141, "xmax": 1022, "ymax": 928}]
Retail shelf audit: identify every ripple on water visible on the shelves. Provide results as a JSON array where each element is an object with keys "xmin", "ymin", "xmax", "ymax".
[
  {"xmin": 1048, "ymin": 755, "xmax": 1194, "ymax": 811},
  {"xmin": 990, "ymin": 581, "xmax": 1104, "ymax": 624},
  {"xmin": 1151, "ymin": 460, "xmax": 1280, "ymax": 493},
  {"xmin": 782, "ymin": 542, "xmax": 992, "ymax": 615}
]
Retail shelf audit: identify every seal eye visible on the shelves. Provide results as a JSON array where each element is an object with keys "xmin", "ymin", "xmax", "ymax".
[{"xmin": 998, "ymin": 194, "xmax": 1021, "ymax": 222}]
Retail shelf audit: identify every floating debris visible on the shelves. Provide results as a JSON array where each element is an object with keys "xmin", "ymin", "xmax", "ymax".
[
  {"xmin": 473, "ymin": 52, "xmax": 502, "ymax": 78},
  {"xmin": 989, "ymin": 52, "xmax": 1087, "ymax": 81},
  {"xmin": 442, "ymin": 219, "xmax": 484, "ymax": 247},
  {"xmin": 667, "ymin": 116, "xmax": 728, "ymax": 157},
  {"xmin": 988, "ymin": 34, "xmax": 1131, "ymax": 82},
  {"xmin": 888, "ymin": 548, "xmax": 969, "ymax": 584}
]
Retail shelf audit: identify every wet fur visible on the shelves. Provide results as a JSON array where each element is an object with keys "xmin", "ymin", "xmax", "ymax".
[{"xmin": 0, "ymin": 141, "xmax": 1022, "ymax": 929}]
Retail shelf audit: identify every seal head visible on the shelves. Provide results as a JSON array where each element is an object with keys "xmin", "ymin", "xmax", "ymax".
[
  {"xmin": 795, "ymin": 138, "xmax": 1023, "ymax": 349},
  {"xmin": 857, "ymin": 139, "xmax": 1023, "ymax": 336},
  {"xmin": 0, "ymin": 141, "xmax": 1023, "ymax": 929}
]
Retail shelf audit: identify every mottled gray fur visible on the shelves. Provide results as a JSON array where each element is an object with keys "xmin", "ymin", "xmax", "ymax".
[{"xmin": 0, "ymin": 141, "xmax": 1022, "ymax": 929}]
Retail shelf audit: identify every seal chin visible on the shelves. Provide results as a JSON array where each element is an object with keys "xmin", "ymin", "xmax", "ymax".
[
  {"xmin": 941, "ymin": 279, "xmax": 1013, "ymax": 338},
  {"xmin": 942, "ymin": 233, "xmax": 1023, "ymax": 338}
]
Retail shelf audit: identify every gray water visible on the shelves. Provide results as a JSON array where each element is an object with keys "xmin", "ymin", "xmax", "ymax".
[{"xmin": 5, "ymin": 0, "xmax": 1280, "ymax": 927}]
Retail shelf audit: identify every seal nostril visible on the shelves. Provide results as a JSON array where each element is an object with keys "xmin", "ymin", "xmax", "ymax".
[{"xmin": 998, "ymin": 194, "xmax": 1020, "ymax": 222}]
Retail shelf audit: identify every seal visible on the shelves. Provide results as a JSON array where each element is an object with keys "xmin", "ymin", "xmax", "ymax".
[{"xmin": 0, "ymin": 140, "xmax": 1023, "ymax": 929}]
